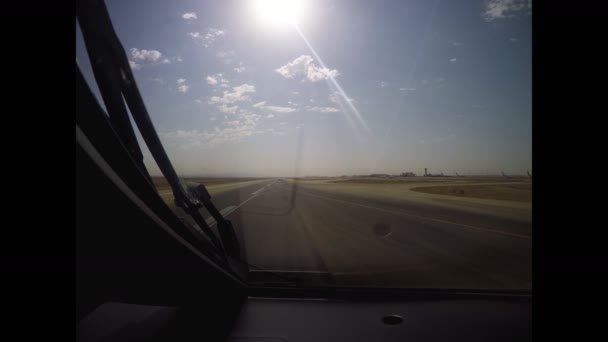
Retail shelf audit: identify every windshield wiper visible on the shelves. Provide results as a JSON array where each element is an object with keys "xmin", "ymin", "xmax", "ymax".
[
  {"xmin": 177, "ymin": 181, "xmax": 240, "ymax": 259},
  {"xmin": 76, "ymin": 0, "xmax": 239, "ymax": 261}
]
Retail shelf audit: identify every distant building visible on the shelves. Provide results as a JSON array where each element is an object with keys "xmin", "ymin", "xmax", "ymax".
[{"xmin": 400, "ymin": 172, "xmax": 416, "ymax": 177}]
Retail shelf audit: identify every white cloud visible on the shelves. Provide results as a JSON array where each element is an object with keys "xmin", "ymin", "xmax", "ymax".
[
  {"xmin": 307, "ymin": 106, "xmax": 340, "ymax": 113},
  {"xmin": 217, "ymin": 104, "xmax": 239, "ymax": 114},
  {"xmin": 509, "ymin": 37, "xmax": 519, "ymax": 43},
  {"xmin": 264, "ymin": 105, "xmax": 296, "ymax": 113},
  {"xmin": 253, "ymin": 101, "xmax": 296, "ymax": 113},
  {"xmin": 267, "ymin": 114, "xmax": 275, "ymax": 118},
  {"xmin": 276, "ymin": 55, "xmax": 339, "ymax": 82},
  {"xmin": 208, "ymin": 83, "xmax": 256, "ymax": 104},
  {"xmin": 150, "ymin": 77, "xmax": 164, "ymax": 84},
  {"xmin": 288, "ymin": 101, "xmax": 297, "ymax": 106},
  {"xmin": 160, "ymin": 109, "xmax": 265, "ymax": 147},
  {"xmin": 483, "ymin": 0, "xmax": 531, "ymax": 21},
  {"xmin": 280, "ymin": 122, "xmax": 287, "ymax": 126},
  {"xmin": 189, "ymin": 28, "xmax": 226, "ymax": 48},
  {"xmin": 162, "ymin": 128, "xmax": 231, "ymax": 146},
  {"xmin": 307, "ymin": 67, "xmax": 338, "ymax": 82},
  {"xmin": 206, "ymin": 75, "xmax": 218, "ymax": 85},
  {"xmin": 208, "ymin": 96, "xmax": 222, "ymax": 104},
  {"xmin": 177, "ymin": 79, "xmax": 189, "ymax": 93},
  {"xmin": 449, "ymin": 58, "xmax": 457, "ymax": 62},
  {"xmin": 206, "ymin": 73, "xmax": 229, "ymax": 87},
  {"xmin": 182, "ymin": 12, "xmax": 197, "ymax": 20},
  {"xmin": 129, "ymin": 48, "xmax": 174, "ymax": 69},
  {"xmin": 231, "ymin": 84, "xmax": 255, "ymax": 97},
  {"xmin": 233, "ymin": 62, "xmax": 246, "ymax": 73},
  {"xmin": 195, "ymin": 99, "xmax": 202, "ymax": 104},
  {"xmin": 130, "ymin": 48, "xmax": 163, "ymax": 62},
  {"xmin": 380, "ymin": 81, "xmax": 388, "ymax": 88},
  {"xmin": 453, "ymin": 42, "xmax": 462, "ymax": 46},
  {"xmin": 399, "ymin": 87, "xmax": 416, "ymax": 91},
  {"xmin": 129, "ymin": 60, "xmax": 140, "ymax": 70},
  {"xmin": 267, "ymin": 128, "xmax": 288, "ymax": 136}
]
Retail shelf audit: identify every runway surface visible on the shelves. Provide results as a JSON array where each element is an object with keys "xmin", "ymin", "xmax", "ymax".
[{"xmin": 161, "ymin": 179, "xmax": 531, "ymax": 289}]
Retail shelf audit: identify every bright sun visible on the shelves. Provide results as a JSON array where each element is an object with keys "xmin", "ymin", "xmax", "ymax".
[{"xmin": 252, "ymin": 0, "xmax": 304, "ymax": 29}]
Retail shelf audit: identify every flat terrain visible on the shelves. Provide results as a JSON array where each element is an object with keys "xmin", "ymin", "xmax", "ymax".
[
  {"xmin": 411, "ymin": 184, "xmax": 531, "ymax": 202},
  {"xmin": 329, "ymin": 176, "xmax": 530, "ymax": 185},
  {"xmin": 158, "ymin": 177, "xmax": 531, "ymax": 289}
]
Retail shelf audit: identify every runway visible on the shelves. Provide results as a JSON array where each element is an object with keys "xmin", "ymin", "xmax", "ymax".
[{"xmin": 162, "ymin": 178, "xmax": 531, "ymax": 289}]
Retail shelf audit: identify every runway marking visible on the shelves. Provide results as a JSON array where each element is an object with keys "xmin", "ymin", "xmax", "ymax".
[
  {"xmin": 251, "ymin": 187, "xmax": 265, "ymax": 196},
  {"xmin": 204, "ymin": 205, "xmax": 237, "ymax": 226},
  {"xmin": 297, "ymin": 189, "xmax": 531, "ymax": 240},
  {"xmin": 159, "ymin": 179, "xmax": 279, "ymax": 199},
  {"xmin": 206, "ymin": 179, "xmax": 278, "ymax": 227}
]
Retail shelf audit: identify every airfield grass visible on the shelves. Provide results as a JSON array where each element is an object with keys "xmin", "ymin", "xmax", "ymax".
[
  {"xmin": 327, "ymin": 176, "xmax": 529, "ymax": 185},
  {"xmin": 410, "ymin": 184, "xmax": 532, "ymax": 202},
  {"xmin": 330, "ymin": 178, "xmax": 456, "ymax": 184}
]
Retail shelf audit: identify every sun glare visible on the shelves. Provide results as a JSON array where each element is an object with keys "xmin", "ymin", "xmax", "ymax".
[{"xmin": 252, "ymin": 0, "xmax": 304, "ymax": 29}]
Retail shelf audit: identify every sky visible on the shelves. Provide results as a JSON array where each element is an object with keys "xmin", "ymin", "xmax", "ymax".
[{"xmin": 76, "ymin": 0, "xmax": 532, "ymax": 177}]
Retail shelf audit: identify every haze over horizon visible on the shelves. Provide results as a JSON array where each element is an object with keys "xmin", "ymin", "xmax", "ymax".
[{"xmin": 77, "ymin": 0, "xmax": 531, "ymax": 178}]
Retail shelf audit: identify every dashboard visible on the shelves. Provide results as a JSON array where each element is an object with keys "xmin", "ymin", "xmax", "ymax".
[{"xmin": 78, "ymin": 297, "xmax": 531, "ymax": 342}]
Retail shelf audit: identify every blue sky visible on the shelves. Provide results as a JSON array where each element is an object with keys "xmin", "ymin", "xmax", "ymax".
[{"xmin": 76, "ymin": 0, "xmax": 532, "ymax": 177}]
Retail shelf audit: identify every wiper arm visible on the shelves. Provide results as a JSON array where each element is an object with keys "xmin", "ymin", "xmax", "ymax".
[
  {"xmin": 177, "ymin": 181, "xmax": 240, "ymax": 259},
  {"xmin": 76, "ymin": 1, "xmax": 151, "ymax": 185},
  {"xmin": 76, "ymin": 0, "xmax": 240, "ymax": 260}
]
